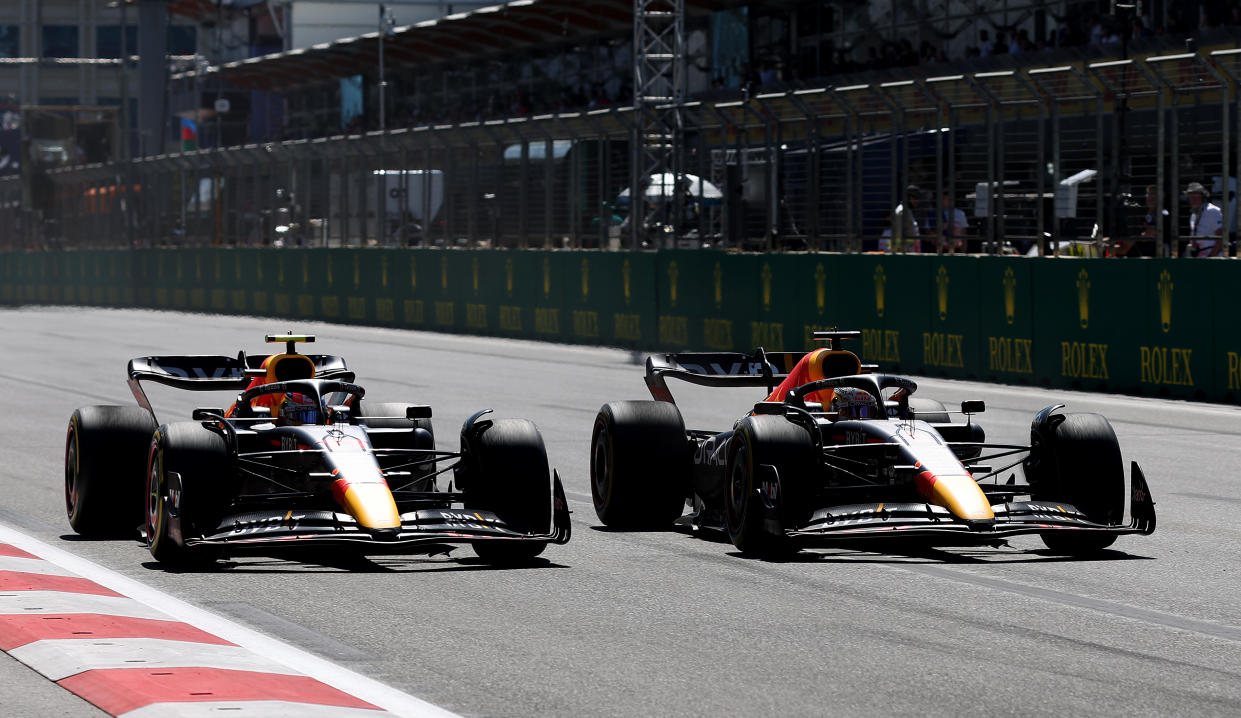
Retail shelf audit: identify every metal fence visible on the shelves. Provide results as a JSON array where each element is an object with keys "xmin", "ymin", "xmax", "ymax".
[{"xmin": 6, "ymin": 48, "xmax": 1241, "ymax": 257}]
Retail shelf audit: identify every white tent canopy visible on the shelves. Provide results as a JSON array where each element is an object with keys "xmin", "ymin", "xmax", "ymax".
[{"xmin": 617, "ymin": 172, "xmax": 723, "ymax": 205}]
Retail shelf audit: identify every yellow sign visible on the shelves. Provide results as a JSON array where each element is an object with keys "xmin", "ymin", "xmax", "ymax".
[
  {"xmin": 761, "ymin": 263, "xmax": 773, "ymax": 312},
  {"xmin": 542, "ymin": 256, "xmax": 551, "ymax": 298},
  {"xmin": 410, "ymin": 256, "xmax": 417, "ymax": 291},
  {"xmin": 622, "ymin": 259, "xmax": 632, "ymax": 304},
  {"xmin": 381, "ymin": 256, "xmax": 388, "ymax": 288},
  {"xmin": 874, "ymin": 265, "xmax": 886, "ymax": 318},
  {"xmin": 1157, "ymin": 270, "xmax": 1173, "ymax": 333},
  {"xmin": 472, "ymin": 257, "xmax": 480, "ymax": 294},
  {"xmin": 353, "ymin": 255, "xmax": 360, "ymax": 287},
  {"xmin": 935, "ymin": 266, "xmax": 949, "ymax": 320},
  {"xmin": 440, "ymin": 255, "xmax": 448, "ymax": 290},
  {"xmin": 1002, "ymin": 267, "xmax": 1016, "ymax": 325},
  {"xmin": 814, "ymin": 263, "xmax": 826, "ymax": 315},
  {"xmin": 713, "ymin": 261, "xmax": 723, "ymax": 310},
  {"xmin": 505, "ymin": 258, "xmax": 514, "ymax": 296},
  {"xmin": 581, "ymin": 258, "xmax": 590, "ymax": 299},
  {"xmin": 1076, "ymin": 269, "xmax": 1090, "ymax": 329},
  {"xmin": 668, "ymin": 260, "xmax": 679, "ymax": 307}
]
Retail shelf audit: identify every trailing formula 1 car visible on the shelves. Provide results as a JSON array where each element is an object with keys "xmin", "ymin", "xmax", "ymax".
[
  {"xmin": 64, "ymin": 334, "xmax": 570, "ymax": 566},
  {"xmin": 590, "ymin": 331, "xmax": 1155, "ymax": 557}
]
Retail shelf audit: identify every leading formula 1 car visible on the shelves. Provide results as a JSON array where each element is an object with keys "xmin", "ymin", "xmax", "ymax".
[
  {"xmin": 65, "ymin": 334, "xmax": 570, "ymax": 566},
  {"xmin": 590, "ymin": 331, "xmax": 1155, "ymax": 557}
]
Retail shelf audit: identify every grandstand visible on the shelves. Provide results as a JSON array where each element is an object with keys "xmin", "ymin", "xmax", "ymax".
[{"xmin": 3, "ymin": 0, "xmax": 1241, "ymax": 255}]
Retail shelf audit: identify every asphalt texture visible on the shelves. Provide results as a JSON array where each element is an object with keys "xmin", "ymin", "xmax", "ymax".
[{"xmin": 3, "ymin": 306, "xmax": 1241, "ymax": 717}]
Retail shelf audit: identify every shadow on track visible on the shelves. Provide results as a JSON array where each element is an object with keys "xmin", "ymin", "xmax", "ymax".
[
  {"xmin": 587, "ymin": 525, "xmax": 1153, "ymax": 565},
  {"xmin": 140, "ymin": 549, "xmax": 569, "ymax": 574}
]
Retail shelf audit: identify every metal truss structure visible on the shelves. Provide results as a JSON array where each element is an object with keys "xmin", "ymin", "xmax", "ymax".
[{"xmin": 630, "ymin": 0, "xmax": 685, "ymax": 249}]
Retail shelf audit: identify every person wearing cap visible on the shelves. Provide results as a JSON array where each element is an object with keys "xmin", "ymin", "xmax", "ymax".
[
  {"xmin": 890, "ymin": 184, "xmax": 922, "ymax": 254},
  {"xmin": 1185, "ymin": 181, "xmax": 1223, "ymax": 257}
]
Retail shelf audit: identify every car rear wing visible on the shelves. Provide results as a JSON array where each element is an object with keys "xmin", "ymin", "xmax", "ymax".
[
  {"xmin": 127, "ymin": 353, "xmax": 354, "ymax": 418},
  {"xmin": 645, "ymin": 349, "xmax": 810, "ymax": 402}
]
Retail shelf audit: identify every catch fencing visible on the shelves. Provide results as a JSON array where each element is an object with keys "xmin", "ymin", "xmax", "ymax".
[{"xmin": 5, "ymin": 49, "xmax": 1241, "ymax": 255}]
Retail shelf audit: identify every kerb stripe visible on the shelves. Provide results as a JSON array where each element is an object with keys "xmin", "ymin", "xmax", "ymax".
[
  {"xmin": 0, "ymin": 614, "xmax": 234, "ymax": 651},
  {"xmin": 59, "ymin": 667, "xmax": 381, "ymax": 715},
  {"xmin": 0, "ymin": 543, "xmax": 38, "ymax": 559},
  {"xmin": 0, "ymin": 570, "xmax": 124, "ymax": 597}
]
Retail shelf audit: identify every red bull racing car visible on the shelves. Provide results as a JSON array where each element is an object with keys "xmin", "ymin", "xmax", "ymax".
[
  {"xmin": 590, "ymin": 331, "xmax": 1155, "ymax": 557},
  {"xmin": 65, "ymin": 334, "xmax": 570, "ymax": 566}
]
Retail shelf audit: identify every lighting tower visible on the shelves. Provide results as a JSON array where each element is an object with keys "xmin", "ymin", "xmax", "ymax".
[{"xmin": 630, "ymin": 0, "xmax": 685, "ymax": 249}]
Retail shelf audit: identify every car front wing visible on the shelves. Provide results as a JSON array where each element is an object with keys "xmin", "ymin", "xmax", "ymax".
[{"xmin": 785, "ymin": 462, "xmax": 1156, "ymax": 545}]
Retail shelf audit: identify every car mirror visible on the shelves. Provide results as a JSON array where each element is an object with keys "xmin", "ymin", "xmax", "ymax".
[
  {"xmin": 961, "ymin": 400, "xmax": 985, "ymax": 415},
  {"xmin": 406, "ymin": 405, "xmax": 432, "ymax": 420},
  {"xmin": 192, "ymin": 407, "xmax": 224, "ymax": 421}
]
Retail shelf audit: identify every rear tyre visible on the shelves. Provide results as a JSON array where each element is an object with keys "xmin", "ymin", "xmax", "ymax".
[
  {"xmin": 146, "ymin": 422, "xmax": 230, "ymax": 566},
  {"xmin": 65, "ymin": 406, "xmax": 157, "ymax": 536},
  {"xmin": 360, "ymin": 401, "xmax": 436, "ymax": 490},
  {"xmin": 590, "ymin": 401, "xmax": 690, "ymax": 528},
  {"xmin": 1025, "ymin": 412, "xmax": 1125, "ymax": 554},
  {"xmin": 464, "ymin": 419, "xmax": 551, "ymax": 564},
  {"xmin": 725, "ymin": 416, "xmax": 815, "ymax": 558}
]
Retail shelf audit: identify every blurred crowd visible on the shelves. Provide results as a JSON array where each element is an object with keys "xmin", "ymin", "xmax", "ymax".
[{"xmin": 278, "ymin": 3, "xmax": 1241, "ymax": 141}]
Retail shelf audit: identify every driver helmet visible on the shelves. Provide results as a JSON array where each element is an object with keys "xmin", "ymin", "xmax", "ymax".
[
  {"xmin": 278, "ymin": 393, "xmax": 320, "ymax": 425},
  {"xmin": 831, "ymin": 387, "xmax": 877, "ymax": 420}
]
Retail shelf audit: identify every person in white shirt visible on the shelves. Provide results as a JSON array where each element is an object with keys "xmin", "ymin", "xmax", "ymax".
[
  {"xmin": 1185, "ymin": 182, "xmax": 1224, "ymax": 257},
  {"xmin": 890, "ymin": 184, "xmax": 921, "ymax": 254}
]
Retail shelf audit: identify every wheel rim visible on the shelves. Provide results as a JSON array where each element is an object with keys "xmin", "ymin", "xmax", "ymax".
[
  {"xmin": 727, "ymin": 443, "xmax": 749, "ymax": 532},
  {"xmin": 591, "ymin": 423, "xmax": 611, "ymax": 506},
  {"xmin": 145, "ymin": 445, "xmax": 162, "ymax": 547},
  {"xmin": 64, "ymin": 424, "xmax": 78, "ymax": 518}
]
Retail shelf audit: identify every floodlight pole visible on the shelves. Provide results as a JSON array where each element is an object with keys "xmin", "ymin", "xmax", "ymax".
[
  {"xmin": 379, "ymin": 3, "xmax": 386, "ymax": 132},
  {"xmin": 119, "ymin": 0, "xmax": 133, "ymax": 248}
]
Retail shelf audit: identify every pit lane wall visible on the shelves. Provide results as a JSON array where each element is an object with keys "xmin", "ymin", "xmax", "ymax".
[{"xmin": 1, "ymin": 249, "xmax": 1236, "ymax": 403}]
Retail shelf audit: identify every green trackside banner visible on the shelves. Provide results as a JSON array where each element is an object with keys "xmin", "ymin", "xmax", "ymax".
[{"xmin": 0, "ymin": 248, "xmax": 1235, "ymax": 403}]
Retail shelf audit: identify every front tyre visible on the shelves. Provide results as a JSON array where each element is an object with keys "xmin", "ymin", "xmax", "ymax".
[
  {"xmin": 724, "ymin": 416, "xmax": 814, "ymax": 558},
  {"xmin": 65, "ymin": 406, "xmax": 157, "ymax": 536},
  {"xmin": 590, "ymin": 401, "xmax": 690, "ymax": 528},
  {"xmin": 464, "ymin": 419, "xmax": 551, "ymax": 564},
  {"xmin": 146, "ymin": 423, "xmax": 229, "ymax": 566},
  {"xmin": 1026, "ymin": 411, "xmax": 1125, "ymax": 554}
]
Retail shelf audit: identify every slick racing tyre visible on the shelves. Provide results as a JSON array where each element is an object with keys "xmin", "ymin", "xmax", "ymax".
[
  {"xmin": 146, "ymin": 422, "xmax": 230, "ymax": 567},
  {"xmin": 725, "ymin": 415, "xmax": 815, "ymax": 558},
  {"xmin": 359, "ymin": 401, "xmax": 436, "ymax": 490},
  {"xmin": 65, "ymin": 406, "xmax": 157, "ymax": 536},
  {"xmin": 1025, "ymin": 411, "xmax": 1125, "ymax": 554},
  {"xmin": 464, "ymin": 419, "xmax": 552, "ymax": 564},
  {"xmin": 591, "ymin": 401, "xmax": 690, "ymax": 528}
]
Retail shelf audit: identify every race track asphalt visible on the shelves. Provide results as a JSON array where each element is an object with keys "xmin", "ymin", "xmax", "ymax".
[{"xmin": 3, "ymin": 306, "xmax": 1241, "ymax": 717}]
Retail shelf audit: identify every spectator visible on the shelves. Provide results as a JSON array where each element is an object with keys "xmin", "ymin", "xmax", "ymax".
[
  {"xmin": 992, "ymin": 31, "xmax": 1009, "ymax": 54},
  {"xmin": 1116, "ymin": 184, "xmax": 1164, "ymax": 257},
  {"xmin": 1185, "ymin": 181, "xmax": 1224, "ymax": 257},
  {"xmin": 936, "ymin": 190, "xmax": 968, "ymax": 254},
  {"xmin": 979, "ymin": 29, "xmax": 995, "ymax": 56},
  {"xmin": 890, "ymin": 184, "xmax": 922, "ymax": 254}
]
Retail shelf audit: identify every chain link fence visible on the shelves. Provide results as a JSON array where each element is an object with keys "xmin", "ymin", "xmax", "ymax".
[{"xmin": 5, "ymin": 49, "xmax": 1241, "ymax": 257}]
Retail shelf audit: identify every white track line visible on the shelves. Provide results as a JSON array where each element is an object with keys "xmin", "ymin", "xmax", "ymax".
[{"xmin": 0, "ymin": 523, "xmax": 461, "ymax": 718}]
